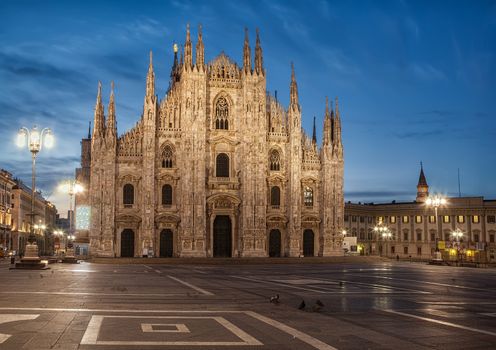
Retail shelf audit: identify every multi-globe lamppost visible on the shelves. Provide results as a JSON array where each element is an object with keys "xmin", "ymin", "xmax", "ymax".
[
  {"xmin": 425, "ymin": 195, "xmax": 447, "ymax": 261},
  {"xmin": 451, "ymin": 228, "xmax": 464, "ymax": 263},
  {"xmin": 16, "ymin": 126, "xmax": 54, "ymax": 263},
  {"xmin": 58, "ymin": 180, "xmax": 83, "ymax": 260},
  {"xmin": 374, "ymin": 223, "xmax": 393, "ymax": 257}
]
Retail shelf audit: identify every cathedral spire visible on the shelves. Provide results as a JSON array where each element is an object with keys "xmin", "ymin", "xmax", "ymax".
[
  {"xmin": 254, "ymin": 28, "xmax": 263, "ymax": 75},
  {"xmin": 289, "ymin": 62, "xmax": 299, "ymax": 110},
  {"xmin": 169, "ymin": 43, "xmax": 179, "ymax": 91},
  {"xmin": 184, "ymin": 23, "xmax": 193, "ymax": 69},
  {"xmin": 195, "ymin": 24, "xmax": 204, "ymax": 71},
  {"xmin": 243, "ymin": 27, "xmax": 251, "ymax": 74},
  {"xmin": 146, "ymin": 50, "xmax": 155, "ymax": 97},
  {"xmin": 92, "ymin": 81, "xmax": 105, "ymax": 139},
  {"xmin": 106, "ymin": 81, "xmax": 117, "ymax": 138},
  {"xmin": 333, "ymin": 96, "xmax": 342, "ymax": 147},
  {"xmin": 87, "ymin": 121, "xmax": 91, "ymax": 139},
  {"xmin": 312, "ymin": 116, "xmax": 317, "ymax": 144},
  {"xmin": 323, "ymin": 97, "xmax": 331, "ymax": 145}
]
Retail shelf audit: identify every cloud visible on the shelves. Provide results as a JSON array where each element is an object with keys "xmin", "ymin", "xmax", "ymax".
[
  {"xmin": 393, "ymin": 129, "xmax": 444, "ymax": 140},
  {"xmin": 0, "ymin": 51, "xmax": 90, "ymax": 89},
  {"xmin": 409, "ymin": 63, "xmax": 446, "ymax": 81}
]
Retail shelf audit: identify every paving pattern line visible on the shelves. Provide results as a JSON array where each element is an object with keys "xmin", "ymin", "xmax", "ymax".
[
  {"xmin": 0, "ymin": 314, "xmax": 39, "ymax": 344},
  {"xmin": 245, "ymin": 311, "xmax": 338, "ymax": 350},
  {"xmin": 0, "ymin": 307, "xmax": 240, "ymax": 313},
  {"xmin": 167, "ymin": 275, "xmax": 214, "ymax": 296},
  {"xmin": 81, "ymin": 315, "xmax": 263, "ymax": 346},
  {"xmin": 415, "ymin": 301, "xmax": 496, "ymax": 305},
  {"xmin": 231, "ymin": 275, "xmax": 327, "ymax": 293},
  {"xmin": 367, "ymin": 275, "xmax": 492, "ymax": 292},
  {"xmin": 382, "ymin": 309, "xmax": 496, "ymax": 337},
  {"xmin": 0, "ymin": 307, "xmax": 337, "ymax": 349},
  {"xmin": 0, "ymin": 291, "xmax": 194, "ymax": 297},
  {"xmin": 295, "ymin": 275, "xmax": 431, "ymax": 294}
]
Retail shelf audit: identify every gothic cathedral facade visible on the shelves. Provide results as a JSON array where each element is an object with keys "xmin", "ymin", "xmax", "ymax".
[{"xmin": 86, "ymin": 26, "xmax": 344, "ymax": 258}]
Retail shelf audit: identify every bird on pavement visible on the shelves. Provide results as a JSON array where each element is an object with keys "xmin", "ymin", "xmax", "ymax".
[
  {"xmin": 298, "ymin": 300, "xmax": 306, "ymax": 310},
  {"xmin": 339, "ymin": 281, "xmax": 344, "ymax": 287},
  {"xmin": 313, "ymin": 299, "xmax": 324, "ymax": 312},
  {"xmin": 269, "ymin": 294, "xmax": 280, "ymax": 304}
]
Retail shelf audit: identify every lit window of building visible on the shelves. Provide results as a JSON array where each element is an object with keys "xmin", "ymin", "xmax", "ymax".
[
  {"xmin": 415, "ymin": 216, "xmax": 422, "ymax": 223},
  {"xmin": 402, "ymin": 216, "xmax": 409, "ymax": 223},
  {"xmin": 473, "ymin": 215, "xmax": 480, "ymax": 223},
  {"xmin": 457, "ymin": 215, "xmax": 465, "ymax": 223},
  {"xmin": 390, "ymin": 216, "xmax": 396, "ymax": 224},
  {"xmin": 443, "ymin": 216, "xmax": 450, "ymax": 223}
]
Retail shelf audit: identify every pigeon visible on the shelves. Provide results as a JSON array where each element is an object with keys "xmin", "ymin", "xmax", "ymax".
[
  {"xmin": 339, "ymin": 281, "xmax": 344, "ymax": 287},
  {"xmin": 313, "ymin": 299, "xmax": 324, "ymax": 312},
  {"xmin": 298, "ymin": 300, "xmax": 306, "ymax": 310},
  {"xmin": 269, "ymin": 294, "xmax": 280, "ymax": 304}
]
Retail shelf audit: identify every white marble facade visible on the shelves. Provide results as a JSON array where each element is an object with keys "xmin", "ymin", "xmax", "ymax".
[{"xmin": 87, "ymin": 26, "xmax": 344, "ymax": 258}]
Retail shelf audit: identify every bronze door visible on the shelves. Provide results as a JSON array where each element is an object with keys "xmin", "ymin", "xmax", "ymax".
[
  {"xmin": 269, "ymin": 229, "xmax": 281, "ymax": 257},
  {"xmin": 303, "ymin": 229, "xmax": 314, "ymax": 257},
  {"xmin": 121, "ymin": 229, "xmax": 135, "ymax": 257},
  {"xmin": 160, "ymin": 229, "xmax": 173, "ymax": 257},
  {"xmin": 213, "ymin": 215, "xmax": 232, "ymax": 257}
]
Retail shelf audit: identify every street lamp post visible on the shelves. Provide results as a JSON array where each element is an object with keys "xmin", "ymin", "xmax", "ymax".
[
  {"xmin": 426, "ymin": 195, "xmax": 447, "ymax": 262},
  {"xmin": 53, "ymin": 230, "xmax": 64, "ymax": 255},
  {"xmin": 33, "ymin": 221, "xmax": 46, "ymax": 254},
  {"xmin": 58, "ymin": 180, "xmax": 83, "ymax": 263},
  {"xmin": 16, "ymin": 126, "xmax": 53, "ymax": 268},
  {"xmin": 451, "ymin": 228, "xmax": 464, "ymax": 264},
  {"xmin": 374, "ymin": 223, "xmax": 393, "ymax": 257}
]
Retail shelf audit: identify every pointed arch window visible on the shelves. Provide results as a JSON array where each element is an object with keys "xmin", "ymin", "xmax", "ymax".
[
  {"xmin": 123, "ymin": 184, "xmax": 134, "ymax": 206},
  {"xmin": 162, "ymin": 184, "xmax": 172, "ymax": 206},
  {"xmin": 215, "ymin": 97, "xmax": 229, "ymax": 130},
  {"xmin": 269, "ymin": 149, "xmax": 280, "ymax": 171},
  {"xmin": 216, "ymin": 153, "xmax": 229, "ymax": 177},
  {"xmin": 303, "ymin": 186, "xmax": 313, "ymax": 207},
  {"xmin": 270, "ymin": 186, "xmax": 280, "ymax": 206},
  {"xmin": 161, "ymin": 145, "xmax": 173, "ymax": 168}
]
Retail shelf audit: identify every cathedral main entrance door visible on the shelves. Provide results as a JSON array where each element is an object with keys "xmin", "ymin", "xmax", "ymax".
[
  {"xmin": 213, "ymin": 215, "xmax": 232, "ymax": 257},
  {"xmin": 121, "ymin": 229, "xmax": 135, "ymax": 257},
  {"xmin": 160, "ymin": 229, "xmax": 173, "ymax": 257},
  {"xmin": 303, "ymin": 229, "xmax": 314, "ymax": 257},
  {"xmin": 269, "ymin": 229, "xmax": 281, "ymax": 257}
]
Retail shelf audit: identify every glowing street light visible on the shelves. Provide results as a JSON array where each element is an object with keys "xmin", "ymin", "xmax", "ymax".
[
  {"xmin": 58, "ymin": 180, "xmax": 84, "ymax": 257},
  {"xmin": 426, "ymin": 195, "xmax": 447, "ymax": 259},
  {"xmin": 374, "ymin": 223, "xmax": 393, "ymax": 256},
  {"xmin": 16, "ymin": 125, "xmax": 54, "ymax": 260}
]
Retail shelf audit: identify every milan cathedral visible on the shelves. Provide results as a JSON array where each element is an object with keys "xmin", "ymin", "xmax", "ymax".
[{"xmin": 82, "ymin": 25, "xmax": 344, "ymax": 258}]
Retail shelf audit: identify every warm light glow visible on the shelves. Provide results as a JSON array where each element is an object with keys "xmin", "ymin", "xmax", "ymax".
[
  {"xmin": 16, "ymin": 129, "xmax": 27, "ymax": 148},
  {"xmin": 44, "ymin": 130, "xmax": 54, "ymax": 148},
  {"xmin": 173, "ymin": 43, "xmax": 178, "ymax": 53},
  {"xmin": 342, "ymin": 230, "xmax": 347, "ymax": 235},
  {"xmin": 30, "ymin": 127, "xmax": 40, "ymax": 150},
  {"xmin": 74, "ymin": 183, "xmax": 84, "ymax": 194},
  {"xmin": 58, "ymin": 180, "xmax": 84, "ymax": 195},
  {"xmin": 426, "ymin": 195, "xmax": 448, "ymax": 207}
]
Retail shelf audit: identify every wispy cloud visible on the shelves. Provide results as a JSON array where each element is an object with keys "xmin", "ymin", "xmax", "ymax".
[{"xmin": 409, "ymin": 63, "xmax": 446, "ymax": 81}]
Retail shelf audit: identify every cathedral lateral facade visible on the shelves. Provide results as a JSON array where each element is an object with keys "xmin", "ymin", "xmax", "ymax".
[{"xmin": 83, "ymin": 25, "xmax": 344, "ymax": 258}]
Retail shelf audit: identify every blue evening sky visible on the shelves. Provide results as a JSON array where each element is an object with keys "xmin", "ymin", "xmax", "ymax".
[{"xmin": 0, "ymin": 0, "xmax": 495, "ymax": 216}]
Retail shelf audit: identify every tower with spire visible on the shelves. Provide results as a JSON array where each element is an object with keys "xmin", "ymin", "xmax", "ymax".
[
  {"xmin": 416, "ymin": 162, "xmax": 429, "ymax": 202},
  {"xmin": 85, "ymin": 25, "xmax": 344, "ymax": 258}
]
